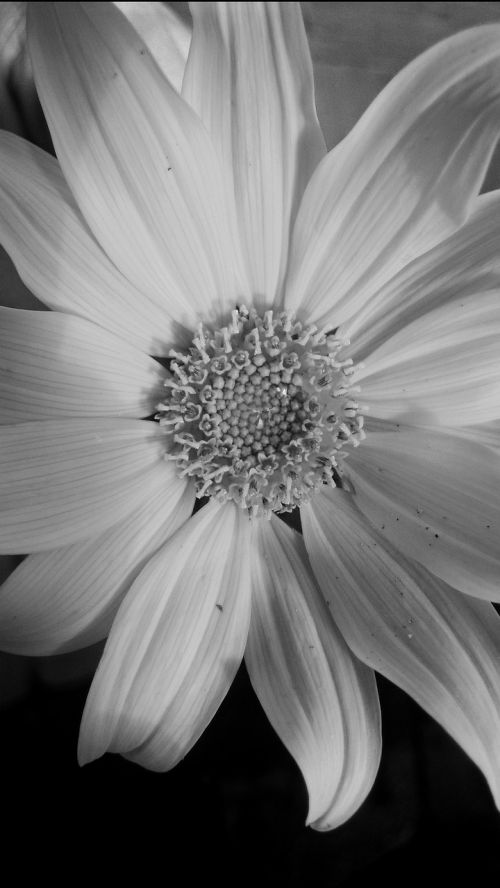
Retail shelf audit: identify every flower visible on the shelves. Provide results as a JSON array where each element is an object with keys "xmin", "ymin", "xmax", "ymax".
[{"xmin": 1, "ymin": 1, "xmax": 500, "ymax": 831}]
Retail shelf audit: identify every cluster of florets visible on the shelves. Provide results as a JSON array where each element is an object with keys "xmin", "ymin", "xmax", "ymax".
[{"xmin": 156, "ymin": 307, "xmax": 365, "ymax": 517}]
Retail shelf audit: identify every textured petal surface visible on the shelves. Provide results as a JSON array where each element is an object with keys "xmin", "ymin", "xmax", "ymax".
[
  {"xmin": 0, "ymin": 469, "xmax": 194, "ymax": 655},
  {"xmin": 183, "ymin": 1, "xmax": 325, "ymax": 305},
  {"xmin": 284, "ymin": 26, "xmax": 500, "ymax": 326},
  {"xmin": 0, "ymin": 131, "xmax": 175, "ymax": 354},
  {"xmin": 0, "ymin": 418, "xmax": 167, "ymax": 552},
  {"xmin": 457, "ymin": 419, "xmax": 500, "ymax": 451},
  {"xmin": 28, "ymin": 2, "xmax": 246, "ymax": 323},
  {"xmin": 356, "ymin": 292, "xmax": 500, "ymax": 426},
  {"xmin": 0, "ymin": 307, "xmax": 164, "ymax": 422},
  {"xmin": 303, "ymin": 490, "xmax": 500, "ymax": 808},
  {"xmin": 347, "ymin": 191, "xmax": 500, "ymax": 361},
  {"xmin": 245, "ymin": 516, "xmax": 381, "ymax": 830},
  {"xmin": 78, "ymin": 502, "xmax": 252, "ymax": 770},
  {"xmin": 116, "ymin": 1, "xmax": 190, "ymax": 92},
  {"xmin": 347, "ymin": 425, "xmax": 500, "ymax": 601}
]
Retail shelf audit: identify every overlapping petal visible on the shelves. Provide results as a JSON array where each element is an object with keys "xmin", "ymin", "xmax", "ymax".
[
  {"xmin": 246, "ymin": 516, "xmax": 381, "ymax": 830},
  {"xmin": 0, "ymin": 307, "xmax": 165, "ymax": 422},
  {"xmin": 78, "ymin": 502, "xmax": 252, "ymax": 770},
  {"xmin": 356, "ymin": 292, "xmax": 500, "ymax": 426},
  {"xmin": 347, "ymin": 191, "xmax": 500, "ymax": 360},
  {"xmin": 284, "ymin": 26, "xmax": 500, "ymax": 327},
  {"xmin": 0, "ymin": 418, "xmax": 168, "ymax": 552},
  {"xmin": 0, "ymin": 470, "xmax": 194, "ymax": 655},
  {"xmin": 116, "ymin": 1, "xmax": 190, "ymax": 93},
  {"xmin": 28, "ymin": 2, "xmax": 247, "ymax": 323},
  {"xmin": 302, "ymin": 490, "xmax": 500, "ymax": 808},
  {"xmin": 0, "ymin": 131, "xmax": 176, "ymax": 354},
  {"xmin": 457, "ymin": 419, "xmax": 500, "ymax": 451},
  {"xmin": 183, "ymin": 1, "xmax": 325, "ymax": 305},
  {"xmin": 347, "ymin": 425, "xmax": 500, "ymax": 601}
]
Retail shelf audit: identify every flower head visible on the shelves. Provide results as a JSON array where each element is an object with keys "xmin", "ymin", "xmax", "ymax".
[{"xmin": 1, "ymin": 1, "xmax": 500, "ymax": 830}]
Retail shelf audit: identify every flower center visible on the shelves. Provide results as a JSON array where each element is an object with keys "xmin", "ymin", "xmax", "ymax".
[{"xmin": 156, "ymin": 308, "xmax": 364, "ymax": 517}]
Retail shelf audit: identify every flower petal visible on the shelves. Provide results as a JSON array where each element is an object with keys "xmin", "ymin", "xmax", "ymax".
[
  {"xmin": 284, "ymin": 26, "xmax": 500, "ymax": 325},
  {"xmin": 78, "ymin": 501, "xmax": 252, "ymax": 770},
  {"xmin": 0, "ymin": 469, "xmax": 194, "ymax": 655},
  {"xmin": 347, "ymin": 191, "xmax": 500, "ymax": 361},
  {"xmin": 28, "ymin": 2, "xmax": 246, "ymax": 321},
  {"xmin": 302, "ymin": 490, "xmax": 500, "ymax": 809},
  {"xmin": 356, "ymin": 292, "xmax": 500, "ymax": 426},
  {"xmin": 0, "ymin": 307, "xmax": 165, "ymax": 423},
  {"xmin": 116, "ymin": 1, "xmax": 190, "ymax": 93},
  {"xmin": 0, "ymin": 131, "xmax": 175, "ymax": 354},
  {"xmin": 183, "ymin": 1, "xmax": 325, "ymax": 304},
  {"xmin": 0, "ymin": 418, "xmax": 168, "ymax": 553},
  {"xmin": 245, "ymin": 515, "xmax": 381, "ymax": 830},
  {"xmin": 456, "ymin": 419, "xmax": 500, "ymax": 451},
  {"xmin": 347, "ymin": 425, "xmax": 500, "ymax": 601}
]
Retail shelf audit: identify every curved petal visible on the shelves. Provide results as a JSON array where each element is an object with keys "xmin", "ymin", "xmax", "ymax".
[
  {"xmin": 78, "ymin": 501, "xmax": 252, "ymax": 770},
  {"xmin": 347, "ymin": 191, "xmax": 500, "ymax": 361},
  {"xmin": 456, "ymin": 419, "xmax": 500, "ymax": 451},
  {"xmin": 0, "ymin": 418, "xmax": 168, "ymax": 553},
  {"xmin": 183, "ymin": 1, "xmax": 325, "ymax": 305},
  {"xmin": 0, "ymin": 470, "xmax": 194, "ymax": 655},
  {"xmin": 302, "ymin": 489, "xmax": 500, "ymax": 809},
  {"xmin": 356, "ymin": 292, "xmax": 500, "ymax": 426},
  {"xmin": 346, "ymin": 425, "xmax": 500, "ymax": 601},
  {"xmin": 0, "ymin": 245, "xmax": 45, "ymax": 312},
  {"xmin": 284, "ymin": 26, "xmax": 500, "ymax": 326},
  {"xmin": 245, "ymin": 515, "xmax": 381, "ymax": 831},
  {"xmin": 0, "ymin": 307, "xmax": 165, "ymax": 423},
  {"xmin": 28, "ymin": 2, "xmax": 247, "ymax": 322},
  {"xmin": 116, "ymin": 2, "xmax": 190, "ymax": 93},
  {"xmin": 0, "ymin": 131, "xmax": 176, "ymax": 354}
]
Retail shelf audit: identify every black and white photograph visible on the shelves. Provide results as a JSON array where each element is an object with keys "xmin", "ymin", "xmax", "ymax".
[{"xmin": 0, "ymin": 2, "xmax": 499, "ymax": 883}]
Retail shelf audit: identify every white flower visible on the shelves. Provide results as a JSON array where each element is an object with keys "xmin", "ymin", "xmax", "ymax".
[{"xmin": 0, "ymin": 2, "xmax": 500, "ymax": 831}]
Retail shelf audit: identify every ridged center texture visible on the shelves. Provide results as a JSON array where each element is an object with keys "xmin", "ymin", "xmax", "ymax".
[{"xmin": 156, "ymin": 308, "xmax": 365, "ymax": 516}]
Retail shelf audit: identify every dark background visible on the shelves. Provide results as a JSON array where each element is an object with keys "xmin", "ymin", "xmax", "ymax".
[
  {"xmin": 1, "ymin": 3, "xmax": 499, "ymax": 882},
  {"xmin": 1, "ymin": 655, "xmax": 499, "ymax": 885}
]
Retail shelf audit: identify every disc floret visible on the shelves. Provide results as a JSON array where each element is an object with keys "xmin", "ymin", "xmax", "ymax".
[{"xmin": 156, "ymin": 308, "xmax": 365, "ymax": 517}]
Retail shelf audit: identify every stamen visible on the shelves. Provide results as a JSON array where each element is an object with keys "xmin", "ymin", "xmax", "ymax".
[{"xmin": 156, "ymin": 309, "xmax": 364, "ymax": 517}]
